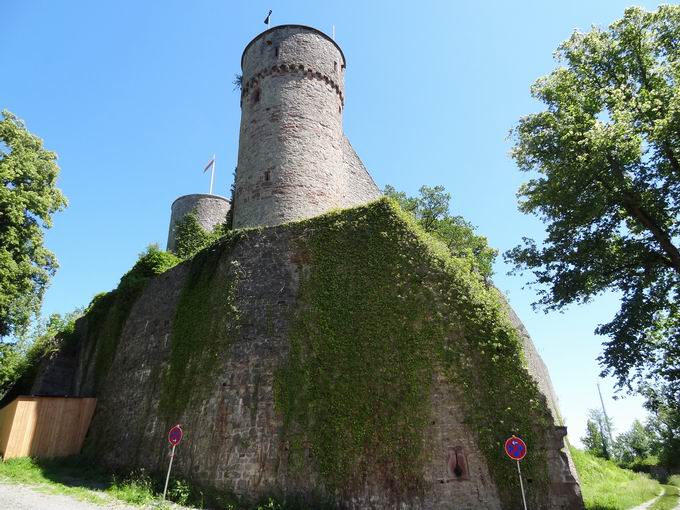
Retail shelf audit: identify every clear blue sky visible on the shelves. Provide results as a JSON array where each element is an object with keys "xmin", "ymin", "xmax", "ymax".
[{"xmin": 3, "ymin": 0, "xmax": 660, "ymax": 446}]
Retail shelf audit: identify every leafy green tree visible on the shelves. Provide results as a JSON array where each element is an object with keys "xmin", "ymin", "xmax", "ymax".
[
  {"xmin": 506, "ymin": 6, "xmax": 680, "ymax": 395},
  {"xmin": 0, "ymin": 110, "xmax": 67, "ymax": 338},
  {"xmin": 384, "ymin": 185, "xmax": 497, "ymax": 279},
  {"xmin": 642, "ymin": 383, "xmax": 680, "ymax": 469},
  {"xmin": 582, "ymin": 419, "xmax": 606, "ymax": 458},
  {"xmin": 582, "ymin": 408, "xmax": 615, "ymax": 459},
  {"xmin": 615, "ymin": 419, "xmax": 653, "ymax": 465}
]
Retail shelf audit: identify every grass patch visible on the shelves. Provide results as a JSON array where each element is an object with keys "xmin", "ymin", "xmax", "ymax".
[
  {"xmin": 650, "ymin": 485, "xmax": 679, "ymax": 510},
  {"xmin": 0, "ymin": 457, "xmax": 111, "ymax": 504},
  {"xmin": 571, "ymin": 447, "xmax": 662, "ymax": 510},
  {"xmin": 0, "ymin": 457, "xmax": 166, "ymax": 506},
  {"xmin": 0, "ymin": 456, "xmax": 297, "ymax": 509}
]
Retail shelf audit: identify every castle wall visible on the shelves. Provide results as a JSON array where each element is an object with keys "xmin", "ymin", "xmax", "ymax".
[
  {"xmin": 32, "ymin": 203, "xmax": 582, "ymax": 509},
  {"xmin": 233, "ymin": 26, "xmax": 380, "ymax": 229},
  {"xmin": 342, "ymin": 136, "xmax": 381, "ymax": 207},
  {"xmin": 166, "ymin": 194, "xmax": 230, "ymax": 252},
  {"xmin": 55, "ymin": 228, "xmax": 509, "ymax": 508}
]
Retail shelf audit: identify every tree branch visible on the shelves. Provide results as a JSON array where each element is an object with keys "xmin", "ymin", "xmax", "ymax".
[{"xmin": 606, "ymin": 155, "xmax": 680, "ymax": 274}]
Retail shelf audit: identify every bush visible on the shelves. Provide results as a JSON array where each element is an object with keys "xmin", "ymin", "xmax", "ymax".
[
  {"xmin": 173, "ymin": 211, "xmax": 226, "ymax": 260},
  {"xmin": 670, "ymin": 475, "xmax": 680, "ymax": 488},
  {"xmin": 118, "ymin": 244, "xmax": 180, "ymax": 293},
  {"xmin": 168, "ymin": 478, "xmax": 191, "ymax": 505}
]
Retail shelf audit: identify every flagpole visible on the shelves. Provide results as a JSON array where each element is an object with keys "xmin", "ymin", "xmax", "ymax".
[{"xmin": 209, "ymin": 154, "xmax": 215, "ymax": 194}]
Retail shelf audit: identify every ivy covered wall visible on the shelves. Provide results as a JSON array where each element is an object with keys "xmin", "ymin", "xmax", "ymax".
[{"xmin": 31, "ymin": 199, "xmax": 582, "ymax": 509}]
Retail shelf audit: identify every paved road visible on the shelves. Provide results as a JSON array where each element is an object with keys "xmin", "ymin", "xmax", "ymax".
[{"xmin": 0, "ymin": 483, "xmax": 162, "ymax": 510}]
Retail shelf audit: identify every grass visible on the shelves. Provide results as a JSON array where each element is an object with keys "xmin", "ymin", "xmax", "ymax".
[
  {"xmin": 649, "ymin": 485, "xmax": 679, "ymax": 510},
  {"xmin": 0, "ymin": 456, "xmax": 170, "ymax": 507},
  {"xmin": 571, "ymin": 447, "xmax": 662, "ymax": 510},
  {"xmin": 0, "ymin": 456, "xmax": 297, "ymax": 509}
]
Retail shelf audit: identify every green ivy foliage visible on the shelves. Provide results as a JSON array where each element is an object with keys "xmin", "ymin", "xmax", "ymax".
[
  {"xmin": 275, "ymin": 199, "xmax": 554, "ymax": 507},
  {"xmin": 159, "ymin": 233, "xmax": 242, "ymax": 420},
  {"xmin": 173, "ymin": 210, "xmax": 226, "ymax": 260},
  {"xmin": 86, "ymin": 245, "xmax": 179, "ymax": 387},
  {"xmin": 46, "ymin": 200, "xmax": 558, "ymax": 507}
]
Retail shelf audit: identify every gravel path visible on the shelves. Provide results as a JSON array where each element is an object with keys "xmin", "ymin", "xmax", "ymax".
[
  {"xmin": 628, "ymin": 488, "xmax": 665, "ymax": 510},
  {"xmin": 0, "ymin": 483, "xmax": 158, "ymax": 510}
]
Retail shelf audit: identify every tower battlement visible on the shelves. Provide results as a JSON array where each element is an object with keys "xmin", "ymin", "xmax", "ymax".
[{"xmin": 233, "ymin": 25, "xmax": 380, "ymax": 229}]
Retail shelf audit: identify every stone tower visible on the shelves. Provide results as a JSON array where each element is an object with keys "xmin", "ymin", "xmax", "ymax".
[
  {"xmin": 233, "ymin": 25, "xmax": 381, "ymax": 229},
  {"xmin": 166, "ymin": 193, "xmax": 230, "ymax": 252}
]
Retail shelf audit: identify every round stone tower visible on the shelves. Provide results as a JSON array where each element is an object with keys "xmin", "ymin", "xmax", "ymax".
[
  {"xmin": 233, "ymin": 25, "xmax": 348, "ymax": 229},
  {"xmin": 166, "ymin": 194, "xmax": 230, "ymax": 252}
]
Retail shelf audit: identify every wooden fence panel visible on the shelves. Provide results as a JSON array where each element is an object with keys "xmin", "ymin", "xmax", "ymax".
[{"xmin": 0, "ymin": 397, "xmax": 96, "ymax": 459}]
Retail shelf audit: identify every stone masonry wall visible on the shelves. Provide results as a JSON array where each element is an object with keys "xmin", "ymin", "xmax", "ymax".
[
  {"xmin": 33, "ymin": 209, "xmax": 582, "ymax": 509},
  {"xmin": 342, "ymin": 136, "xmax": 381, "ymax": 206}
]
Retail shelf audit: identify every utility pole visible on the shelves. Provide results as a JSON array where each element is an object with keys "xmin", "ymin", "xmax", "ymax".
[{"xmin": 597, "ymin": 383, "xmax": 615, "ymax": 450}]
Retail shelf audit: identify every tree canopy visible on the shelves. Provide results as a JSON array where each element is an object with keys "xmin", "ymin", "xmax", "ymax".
[
  {"xmin": 0, "ymin": 110, "xmax": 67, "ymax": 338},
  {"xmin": 384, "ymin": 185, "xmax": 497, "ymax": 279},
  {"xmin": 506, "ymin": 6, "xmax": 680, "ymax": 398}
]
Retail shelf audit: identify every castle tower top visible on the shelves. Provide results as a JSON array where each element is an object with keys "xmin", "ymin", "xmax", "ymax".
[
  {"xmin": 241, "ymin": 25, "xmax": 346, "ymax": 71},
  {"xmin": 232, "ymin": 25, "xmax": 380, "ymax": 229}
]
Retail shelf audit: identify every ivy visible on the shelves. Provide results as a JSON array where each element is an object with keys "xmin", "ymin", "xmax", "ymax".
[
  {"xmin": 173, "ymin": 210, "xmax": 227, "ymax": 260},
  {"xmin": 159, "ymin": 232, "xmax": 243, "ymax": 420},
  {"xmin": 46, "ymin": 199, "xmax": 560, "ymax": 508},
  {"xmin": 87, "ymin": 245, "xmax": 179, "ymax": 387},
  {"xmin": 275, "ymin": 199, "xmax": 555, "ymax": 507}
]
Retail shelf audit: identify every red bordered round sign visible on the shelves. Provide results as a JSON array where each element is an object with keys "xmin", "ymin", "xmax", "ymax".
[
  {"xmin": 168, "ymin": 424, "xmax": 183, "ymax": 446},
  {"xmin": 504, "ymin": 435, "xmax": 527, "ymax": 461}
]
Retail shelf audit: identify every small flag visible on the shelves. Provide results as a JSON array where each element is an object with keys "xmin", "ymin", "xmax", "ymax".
[
  {"xmin": 264, "ymin": 10, "xmax": 272, "ymax": 25},
  {"xmin": 203, "ymin": 157, "xmax": 215, "ymax": 173}
]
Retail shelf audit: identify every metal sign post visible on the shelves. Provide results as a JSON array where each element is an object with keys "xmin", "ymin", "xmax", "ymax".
[
  {"xmin": 516, "ymin": 459, "xmax": 528, "ymax": 510},
  {"xmin": 504, "ymin": 435, "xmax": 528, "ymax": 510},
  {"xmin": 162, "ymin": 424, "xmax": 183, "ymax": 501}
]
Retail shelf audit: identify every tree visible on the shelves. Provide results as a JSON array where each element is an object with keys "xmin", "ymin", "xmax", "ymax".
[
  {"xmin": 384, "ymin": 185, "xmax": 497, "ymax": 279},
  {"xmin": 0, "ymin": 110, "xmax": 67, "ymax": 338},
  {"xmin": 641, "ymin": 382, "xmax": 680, "ymax": 469},
  {"xmin": 506, "ymin": 6, "xmax": 680, "ymax": 396},
  {"xmin": 582, "ymin": 419, "xmax": 606, "ymax": 458},
  {"xmin": 582, "ymin": 408, "xmax": 615, "ymax": 459},
  {"xmin": 615, "ymin": 419, "xmax": 653, "ymax": 465}
]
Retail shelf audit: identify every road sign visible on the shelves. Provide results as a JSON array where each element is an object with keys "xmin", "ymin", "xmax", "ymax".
[
  {"xmin": 168, "ymin": 424, "xmax": 183, "ymax": 446},
  {"xmin": 163, "ymin": 424, "xmax": 183, "ymax": 501},
  {"xmin": 504, "ymin": 435, "xmax": 527, "ymax": 461},
  {"xmin": 504, "ymin": 435, "xmax": 528, "ymax": 510}
]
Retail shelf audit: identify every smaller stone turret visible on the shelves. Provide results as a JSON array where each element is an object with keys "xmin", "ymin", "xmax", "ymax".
[{"xmin": 166, "ymin": 194, "xmax": 230, "ymax": 252}]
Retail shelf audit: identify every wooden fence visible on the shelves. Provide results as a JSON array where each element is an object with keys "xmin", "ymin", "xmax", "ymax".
[{"xmin": 0, "ymin": 396, "xmax": 96, "ymax": 459}]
